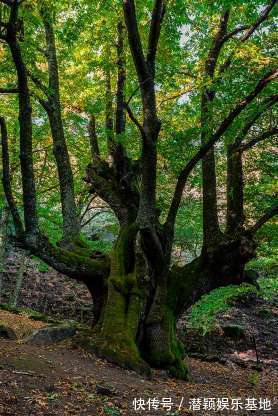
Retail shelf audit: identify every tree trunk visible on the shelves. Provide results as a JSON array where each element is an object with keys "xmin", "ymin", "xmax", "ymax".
[
  {"xmin": 226, "ymin": 144, "xmax": 244, "ymax": 233},
  {"xmin": 0, "ymin": 118, "xmax": 24, "ymax": 237},
  {"xmin": 46, "ymin": 107, "xmax": 80, "ymax": 241},
  {"xmin": 41, "ymin": 5, "xmax": 80, "ymax": 242},
  {"xmin": 79, "ymin": 224, "xmax": 188, "ymax": 379},
  {"xmin": 141, "ymin": 279, "xmax": 188, "ymax": 379},
  {"xmin": 7, "ymin": 25, "xmax": 38, "ymax": 238},
  {"xmin": 200, "ymin": 93, "xmax": 221, "ymax": 250},
  {"xmin": 9, "ymin": 253, "xmax": 26, "ymax": 308},
  {"xmin": 0, "ymin": 207, "xmax": 9, "ymax": 303},
  {"xmin": 82, "ymin": 225, "xmax": 150, "ymax": 375},
  {"xmin": 105, "ymin": 64, "xmax": 115, "ymax": 154}
]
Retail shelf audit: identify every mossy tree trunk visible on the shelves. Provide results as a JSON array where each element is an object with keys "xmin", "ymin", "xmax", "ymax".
[
  {"xmin": 83, "ymin": 223, "xmax": 189, "ymax": 378},
  {"xmin": 88, "ymin": 225, "xmax": 150, "ymax": 374}
]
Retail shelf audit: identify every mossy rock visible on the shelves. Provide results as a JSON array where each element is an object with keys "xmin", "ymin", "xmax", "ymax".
[
  {"xmin": 24, "ymin": 310, "xmax": 58, "ymax": 324},
  {"xmin": 25, "ymin": 325, "xmax": 76, "ymax": 346},
  {"xmin": 222, "ymin": 324, "xmax": 245, "ymax": 339},
  {"xmin": 0, "ymin": 324, "xmax": 17, "ymax": 340}
]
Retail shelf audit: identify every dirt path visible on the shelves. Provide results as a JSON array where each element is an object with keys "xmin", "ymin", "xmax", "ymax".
[{"xmin": 0, "ymin": 338, "xmax": 277, "ymax": 416}]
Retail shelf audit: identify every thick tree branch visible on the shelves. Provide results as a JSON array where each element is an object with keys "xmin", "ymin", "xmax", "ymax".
[
  {"xmin": 105, "ymin": 64, "xmax": 115, "ymax": 153},
  {"xmin": 122, "ymin": 0, "xmax": 149, "ymax": 84},
  {"xmin": 40, "ymin": 3, "xmax": 80, "ymax": 241},
  {"xmin": 0, "ymin": 87, "xmax": 18, "ymax": 93},
  {"xmin": 26, "ymin": 233, "xmax": 110, "ymax": 285},
  {"xmin": 239, "ymin": 127, "xmax": 278, "ymax": 152},
  {"xmin": 249, "ymin": 205, "xmax": 278, "ymax": 234},
  {"xmin": 0, "ymin": 116, "xmax": 24, "ymax": 237},
  {"xmin": 147, "ymin": 0, "xmax": 166, "ymax": 76},
  {"xmin": 123, "ymin": 1, "xmax": 163, "ymax": 227},
  {"xmin": 201, "ymin": 10, "xmax": 234, "ymax": 247},
  {"xmin": 5, "ymin": 1, "xmax": 39, "ymax": 237},
  {"xmin": 206, "ymin": 10, "xmax": 230, "ymax": 78},
  {"xmin": 222, "ymin": 25, "xmax": 249, "ymax": 42},
  {"xmin": 234, "ymin": 94, "xmax": 278, "ymax": 146},
  {"xmin": 241, "ymin": 0, "xmax": 277, "ymax": 42}
]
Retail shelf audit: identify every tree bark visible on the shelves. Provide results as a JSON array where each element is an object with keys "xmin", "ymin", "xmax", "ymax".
[
  {"xmin": 115, "ymin": 20, "xmax": 126, "ymax": 137},
  {"xmin": 9, "ymin": 253, "xmax": 26, "ymax": 308},
  {"xmin": 0, "ymin": 117, "xmax": 24, "ymax": 237},
  {"xmin": 6, "ymin": 4, "xmax": 38, "ymax": 239},
  {"xmin": 40, "ymin": 5, "xmax": 80, "ymax": 243},
  {"xmin": 201, "ymin": 11, "xmax": 230, "ymax": 249},
  {"xmin": 105, "ymin": 62, "xmax": 115, "ymax": 155},
  {"xmin": 0, "ymin": 207, "xmax": 9, "ymax": 303},
  {"xmin": 88, "ymin": 114, "xmax": 100, "ymax": 162},
  {"xmin": 226, "ymin": 144, "xmax": 244, "ymax": 233}
]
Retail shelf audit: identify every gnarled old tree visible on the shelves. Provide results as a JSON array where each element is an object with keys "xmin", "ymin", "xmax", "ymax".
[{"xmin": 0, "ymin": 0, "xmax": 277, "ymax": 378}]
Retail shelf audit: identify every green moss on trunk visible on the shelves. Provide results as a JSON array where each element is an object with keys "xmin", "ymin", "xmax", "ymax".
[
  {"xmin": 82, "ymin": 225, "xmax": 151, "ymax": 376},
  {"xmin": 142, "ymin": 302, "xmax": 188, "ymax": 379},
  {"xmin": 88, "ymin": 284, "xmax": 150, "ymax": 376}
]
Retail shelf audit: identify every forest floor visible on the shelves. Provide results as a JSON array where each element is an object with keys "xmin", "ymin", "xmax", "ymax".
[
  {"xmin": 0, "ymin": 251, "xmax": 277, "ymax": 415},
  {"xmin": 0, "ymin": 335, "xmax": 277, "ymax": 416},
  {"xmin": 0, "ymin": 298, "xmax": 277, "ymax": 416}
]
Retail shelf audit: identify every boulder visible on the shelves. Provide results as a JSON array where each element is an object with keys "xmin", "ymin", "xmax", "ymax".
[
  {"xmin": 96, "ymin": 383, "xmax": 117, "ymax": 397},
  {"xmin": 222, "ymin": 324, "xmax": 245, "ymax": 339},
  {"xmin": 25, "ymin": 325, "xmax": 76, "ymax": 346},
  {"xmin": 0, "ymin": 324, "xmax": 17, "ymax": 340}
]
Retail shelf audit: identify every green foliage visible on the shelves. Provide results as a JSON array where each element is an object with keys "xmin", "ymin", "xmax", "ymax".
[
  {"xmin": 187, "ymin": 277, "xmax": 277, "ymax": 334},
  {"xmin": 173, "ymin": 200, "xmax": 202, "ymax": 260},
  {"xmin": 87, "ymin": 239, "xmax": 113, "ymax": 254},
  {"xmin": 31, "ymin": 256, "xmax": 50, "ymax": 273},
  {"xmin": 103, "ymin": 406, "xmax": 121, "ymax": 416},
  {"xmin": 187, "ymin": 284, "xmax": 257, "ymax": 334},
  {"xmin": 258, "ymin": 277, "xmax": 278, "ymax": 302},
  {"xmin": 248, "ymin": 371, "xmax": 260, "ymax": 387},
  {"xmin": 248, "ymin": 224, "xmax": 277, "ymax": 275}
]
